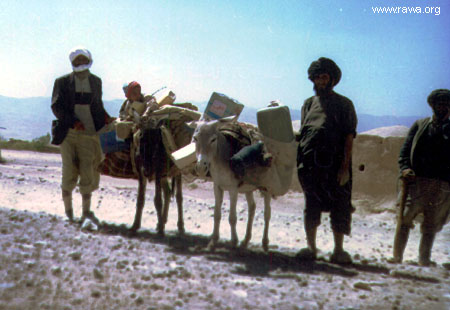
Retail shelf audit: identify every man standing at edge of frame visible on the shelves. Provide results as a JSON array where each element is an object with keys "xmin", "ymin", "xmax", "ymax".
[{"xmin": 391, "ymin": 88, "xmax": 450, "ymax": 266}]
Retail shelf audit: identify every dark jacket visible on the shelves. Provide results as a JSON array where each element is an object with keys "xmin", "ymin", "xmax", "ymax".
[
  {"xmin": 51, "ymin": 72, "xmax": 110, "ymax": 144},
  {"xmin": 297, "ymin": 92, "xmax": 357, "ymax": 171},
  {"xmin": 399, "ymin": 117, "xmax": 450, "ymax": 182}
]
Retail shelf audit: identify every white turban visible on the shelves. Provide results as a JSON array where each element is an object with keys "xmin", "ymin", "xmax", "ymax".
[{"xmin": 69, "ymin": 46, "xmax": 93, "ymax": 72}]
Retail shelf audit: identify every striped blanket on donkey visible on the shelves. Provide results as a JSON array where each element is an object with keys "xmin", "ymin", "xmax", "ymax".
[{"xmin": 99, "ymin": 148, "xmax": 136, "ymax": 179}]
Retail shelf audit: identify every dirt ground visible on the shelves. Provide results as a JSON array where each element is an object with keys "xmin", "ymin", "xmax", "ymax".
[{"xmin": 0, "ymin": 149, "xmax": 449, "ymax": 310}]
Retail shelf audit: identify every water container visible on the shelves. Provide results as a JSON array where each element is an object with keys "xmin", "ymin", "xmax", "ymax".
[
  {"xmin": 257, "ymin": 105, "xmax": 294, "ymax": 143},
  {"xmin": 203, "ymin": 92, "xmax": 244, "ymax": 120}
]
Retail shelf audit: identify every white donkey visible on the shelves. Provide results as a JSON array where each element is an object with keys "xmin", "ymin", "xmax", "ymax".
[{"xmin": 192, "ymin": 117, "xmax": 297, "ymax": 251}]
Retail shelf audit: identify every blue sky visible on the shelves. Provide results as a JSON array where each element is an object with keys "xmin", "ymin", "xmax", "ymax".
[{"xmin": 0, "ymin": 0, "xmax": 448, "ymax": 116}]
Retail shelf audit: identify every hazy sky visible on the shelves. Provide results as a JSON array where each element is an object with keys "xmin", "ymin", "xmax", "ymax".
[{"xmin": 0, "ymin": 0, "xmax": 449, "ymax": 116}]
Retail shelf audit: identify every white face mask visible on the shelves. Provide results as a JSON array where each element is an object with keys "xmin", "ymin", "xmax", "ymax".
[{"xmin": 72, "ymin": 63, "xmax": 92, "ymax": 72}]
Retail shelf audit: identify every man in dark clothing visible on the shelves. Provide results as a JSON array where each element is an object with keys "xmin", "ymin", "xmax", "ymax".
[
  {"xmin": 391, "ymin": 88, "xmax": 450, "ymax": 266},
  {"xmin": 51, "ymin": 47, "xmax": 112, "ymax": 223},
  {"xmin": 297, "ymin": 57, "xmax": 357, "ymax": 264}
]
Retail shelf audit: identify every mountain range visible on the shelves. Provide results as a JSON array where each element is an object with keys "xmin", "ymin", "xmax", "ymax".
[{"xmin": 0, "ymin": 95, "xmax": 423, "ymax": 141}]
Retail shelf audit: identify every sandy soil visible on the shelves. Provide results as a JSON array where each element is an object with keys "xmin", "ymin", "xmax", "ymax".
[{"xmin": 0, "ymin": 149, "xmax": 449, "ymax": 310}]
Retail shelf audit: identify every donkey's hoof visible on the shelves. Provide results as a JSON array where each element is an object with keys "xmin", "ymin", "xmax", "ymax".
[
  {"xmin": 177, "ymin": 227, "xmax": 185, "ymax": 236},
  {"xmin": 387, "ymin": 257, "xmax": 402, "ymax": 264},
  {"xmin": 262, "ymin": 240, "xmax": 269, "ymax": 252},
  {"xmin": 128, "ymin": 226, "xmax": 140, "ymax": 237},
  {"xmin": 129, "ymin": 224, "xmax": 140, "ymax": 233},
  {"xmin": 156, "ymin": 223, "xmax": 166, "ymax": 237},
  {"xmin": 206, "ymin": 240, "xmax": 217, "ymax": 252},
  {"xmin": 177, "ymin": 222, "xmax": 185, "ymax": 236},
  {"xmin": 156, "ymin": 229, "xmax": 165, "ymax": 237},
  {"xmin": 239, "ymin": 240, "xmax": 249, "ymax": 249}
]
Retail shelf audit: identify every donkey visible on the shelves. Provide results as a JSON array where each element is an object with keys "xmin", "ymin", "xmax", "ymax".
[
  {"xmin": 192, "ymin": 118, "xmax": 274, "ymax": 251},
  {"xmin": 130, "ymin": 119, "xmax": 192, "ymax": 236}
]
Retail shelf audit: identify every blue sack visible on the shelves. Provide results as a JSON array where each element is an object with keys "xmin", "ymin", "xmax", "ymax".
[{"xmin": 99, "ymin": 131, "xmax": 130, "ymax": 154}]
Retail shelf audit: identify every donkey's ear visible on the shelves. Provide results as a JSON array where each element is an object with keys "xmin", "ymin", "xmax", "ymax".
[{"xmin": 187, "ymin": 120, "xmax": 199, "ymax": 129}]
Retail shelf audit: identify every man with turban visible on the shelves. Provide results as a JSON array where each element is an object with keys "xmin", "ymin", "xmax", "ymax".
[
  {"xmin": 391, "ymin": 89, "xmax": 450, "ymax": 266},
  {"xmin": 51, "ymin": 47, "xmax": 112, "ymax": 223},
  {"xmin": 296, "ymin": 57, "xmax": 357, "ymax": 264}
]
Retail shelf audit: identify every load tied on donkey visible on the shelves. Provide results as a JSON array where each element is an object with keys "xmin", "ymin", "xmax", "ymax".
[
  {"xmin": 191, "ymin": 93, "xmax": 297, "ymax": 251},
  {"xmin": 98, "ymin": 82, "xmax": 201, "ymax": 236},
  {"xmin": 98, "ymin": 88, "xmax": 298, "ymax": 253}
]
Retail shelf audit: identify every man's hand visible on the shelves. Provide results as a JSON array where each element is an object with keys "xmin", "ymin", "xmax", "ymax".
[
  {"xmin": 337, "ymin": 133, "xmax": 354, "ymax": 186},
  {"xmin": 337, "ymin": 166, "xmax": 350, "ymax": 186},
  {"xmin": 401, "ymin": 168, "xmax": 415, "ymax": 182},
  {"xmin": 105, "ymin": 116, "xmax": 116, "ymax": 124}
]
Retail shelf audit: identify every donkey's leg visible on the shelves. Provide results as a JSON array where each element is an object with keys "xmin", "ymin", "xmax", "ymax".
[
  {"xmin": 228, "ymin": 189, "xmax": 239, "ymax": 248},
  {"xmin": 240, "ymin": 191, "xmax": 256, "ymax": 249},
  {"xmin": 175, "ymin": 175, "xmax": 185, "ymax": 235},
  {"xmin": 262, "ymin": 193, "xmax": 272, "ymax": 252},
  {"xmin": 161, "ymin": 178, "xmax": 171, "ymax": 225},
  {"xmin": 154, "ymin": 176, "xmax": 165, "ymax": 236},
  {"xmin": 131, "ymin": 170, "xmax": 147, "ymax": 232},
  {"xmin": 208, "ymin": 184, "xmax": 224, "ymax": 251}
]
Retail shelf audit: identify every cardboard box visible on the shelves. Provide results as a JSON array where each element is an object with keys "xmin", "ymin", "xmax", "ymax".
[
  {"xmin": 171, "ymin": 142, "xmax": 197, "ymax": 169},
  {"xmin": 203, "ymin": 92, "xmax": 244, "ymax": 120},
  {"xmin": 115, "ymin": 121, "xmax": 134, "ymax": 140}
]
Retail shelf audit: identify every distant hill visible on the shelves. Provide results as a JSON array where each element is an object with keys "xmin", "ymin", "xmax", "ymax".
[
  {"xmin": 356, "ymin": 114, "xmax": 419, "ymax": 133},
  {"xmin": 197, "ymin": 101, "xmax": 420, "ymax": 133},
  {"xmin": 0, "ymin": 95, "xmax": 123, "ymax": 141},
  {"xmin": 0, "ymin": 95, "xmax": 423, "ymax": 141}
]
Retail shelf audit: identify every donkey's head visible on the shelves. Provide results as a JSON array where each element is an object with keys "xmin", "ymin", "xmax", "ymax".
[
  {"xmin": 192, "ymin": 116, "xmax": 237, "ymax": 177},
  {"xmin": 139, "ymin": 122, "xmax": 168, "ymax": 178}
]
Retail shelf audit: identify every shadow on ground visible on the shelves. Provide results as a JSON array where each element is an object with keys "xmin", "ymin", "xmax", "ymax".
[{"xmin": 94, "ymin": 221, "xmax": 435, "ymax": 283}]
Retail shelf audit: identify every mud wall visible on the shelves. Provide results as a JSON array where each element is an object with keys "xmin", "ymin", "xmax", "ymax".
[
  {"xmin": 352, "ymin": 134, "xmax": 405, "ymax": 199},
  {"xmin": 290, "ymin": 133, "xmax": 406, "ymax": 200}
]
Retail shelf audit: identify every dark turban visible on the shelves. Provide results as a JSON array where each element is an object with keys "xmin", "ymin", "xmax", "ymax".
[
  {"xmin": 427, "ymin": 89, "xmax": 450, "ymax": 106},
  {"xmin": 308, "ymin": 57, "xmax": 342, "ymax": 86}
]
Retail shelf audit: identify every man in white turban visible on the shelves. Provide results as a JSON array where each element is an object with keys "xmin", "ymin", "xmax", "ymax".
[
  {"xmin": 69, "ymin": 47, "xmax": 93, "ymax": 73},
  {"xmin": 51, "ymin": 46, "xmax": 112, "ymax": 223}
]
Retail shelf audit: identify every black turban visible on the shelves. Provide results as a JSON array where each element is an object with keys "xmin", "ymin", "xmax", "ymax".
[
  {"xmin": 427, "ymin": 89, "xmax": 450, "ymax": 106},
  {"xmin": 308, "ymin": 57, "xmax": 342, "ymax": 86}
]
